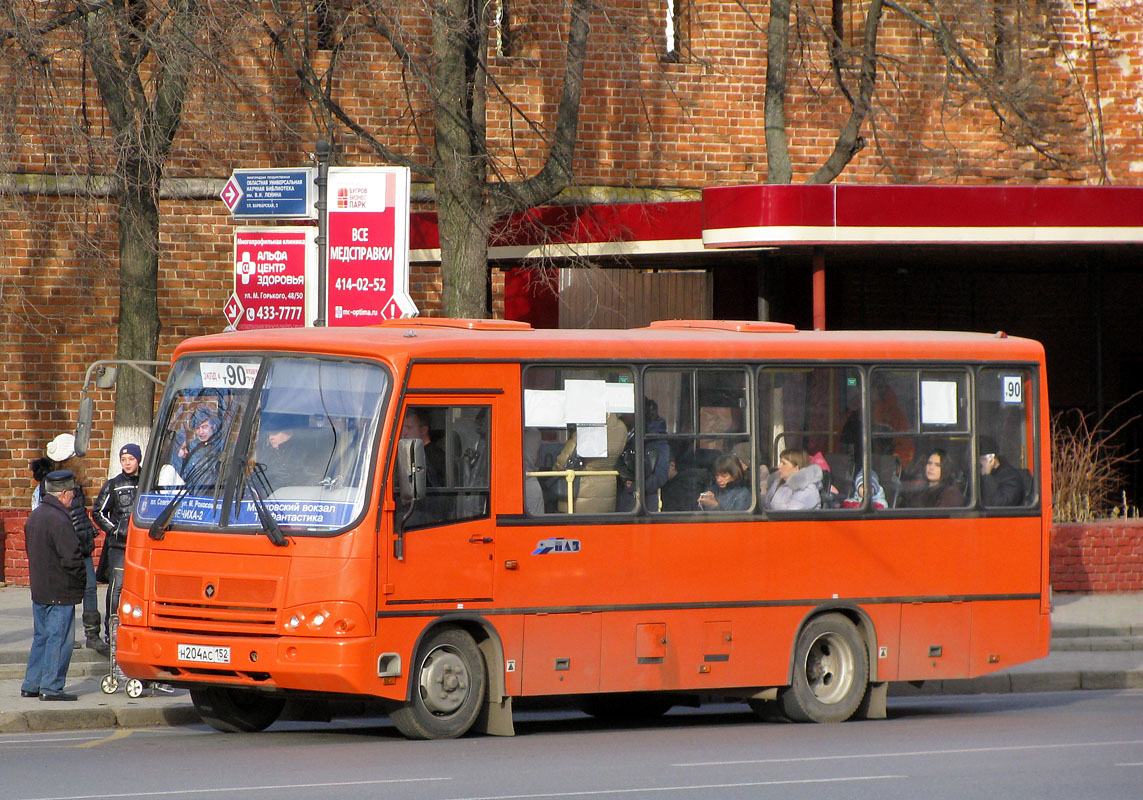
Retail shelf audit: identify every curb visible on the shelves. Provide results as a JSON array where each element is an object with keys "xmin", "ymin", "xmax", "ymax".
[
  {"xmin": 888, "ymin": 668, "xmax": 1143, "ymax": 697},
  {"xmin": 0, "ymin": 703, "xmax": 200, "ymax": 734}
]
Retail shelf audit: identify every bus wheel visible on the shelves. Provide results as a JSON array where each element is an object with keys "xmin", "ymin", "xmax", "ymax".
[
  {"xmin": 391, "ymin": 627, "xmax": 486, "ymax": 740},
  {"xmin": 779, "ymin": 613, "xmax": 868, "ymax": 723},
  {"xmin": 190, "ymin": 688, "xmax": 285, "ymax": 733}
]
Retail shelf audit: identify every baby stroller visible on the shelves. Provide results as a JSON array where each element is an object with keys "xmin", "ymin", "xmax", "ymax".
[{"xmin": 100, "ymin": 566, "xmax": 146, "ymax": 698}]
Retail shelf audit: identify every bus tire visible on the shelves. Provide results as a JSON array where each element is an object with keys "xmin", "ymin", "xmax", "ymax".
[
  {"xmin": 190, "ymin": 688, "xmax": 285, "ymax": 732},
  {"xmin": 391, "ymin": 627, "xmax": 486, "ymax": 740},
  {"xmin": 779, "ymin": 613, "xmax": 868, "ymax": 723}
]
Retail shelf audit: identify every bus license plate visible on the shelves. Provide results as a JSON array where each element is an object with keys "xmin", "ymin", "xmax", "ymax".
[{"xmin": 177, "ymin": 644, "xmax": 231, "ymax": 664}]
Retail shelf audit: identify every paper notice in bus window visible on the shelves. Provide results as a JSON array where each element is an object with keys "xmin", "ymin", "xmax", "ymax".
[
  {"xmin": 199, "ymin": 361, "xmax": 260, "ymax": 390},
  {"xmin": 605, "ymin": 382, "xmax": 636, "ymax": 414},
  {"xmin": 565, "ymin": 380, "xmax": 607, "ymax": 425},
  {"xmin": 576, "ymin": 423, "xmax": 608, "ymax": 458},
  {"xmin": 921, "ymin": 380, "xmax": 958, "ymax": 425},
  {"xmin": 524, "ymin": 390, "xmax": 567, "ymax": 428}
]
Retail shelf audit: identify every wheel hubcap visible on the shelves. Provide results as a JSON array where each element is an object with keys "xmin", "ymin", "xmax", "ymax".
[
  {"xmin": 418, "ymin": 645, "xmax": 470, "ymax": 716},
  {"xmin": 805, "ymin": 631, "xmax": 855, "ymax": 705}
]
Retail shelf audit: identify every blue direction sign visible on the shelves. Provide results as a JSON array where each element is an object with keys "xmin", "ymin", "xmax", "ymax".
[{"xmin": 220, "ymin": 168, "xmax": 317, "ymax": 220}]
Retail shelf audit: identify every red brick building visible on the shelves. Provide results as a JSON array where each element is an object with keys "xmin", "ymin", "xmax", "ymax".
[{"xmin": 2, "ymin": 3, "xmax": 1142, "ymax": 581}]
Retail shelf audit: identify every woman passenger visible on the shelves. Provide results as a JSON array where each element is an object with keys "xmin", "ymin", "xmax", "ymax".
[
  {"xmin": 764, "ymin": 448, "xmax": 823, "ymax": 511},
  {"xmin": 902, "ymin": 448, "xmax": 963, "ymax": 508},
  {"xmin": 697, "ymin": 453, "xmax": 751, "ymax": 511}
]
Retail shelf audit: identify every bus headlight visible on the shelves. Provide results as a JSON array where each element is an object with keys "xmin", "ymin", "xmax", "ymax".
[
  {"xmin": 281, "ymin": 601, "xmax": 367, "ymax": 636},
  {"xmin": 118, "ymin": 591, "xmax": 146, "ymax": 625}
]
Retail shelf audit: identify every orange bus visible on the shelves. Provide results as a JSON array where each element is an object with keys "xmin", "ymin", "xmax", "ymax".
[{"xmin": 115, "ymin": 319, "xmax": 1051, "ymax": 737}]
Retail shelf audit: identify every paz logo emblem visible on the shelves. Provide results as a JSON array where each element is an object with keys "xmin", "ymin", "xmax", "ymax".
[{"xmin": 204, "ymin": 583, "xmax": 216, "ymax": 599}]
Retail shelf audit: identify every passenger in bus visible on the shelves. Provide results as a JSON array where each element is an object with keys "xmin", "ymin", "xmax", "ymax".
[
  {"xmin": 763, "ymin": 449, "xmax": 823, "ymax": 511},
  {"xmin": 697, "ymin": 453, "xmax": 751, "ymax": 511},
  {"xmin": 658, "ymin": 452, "xmax": 708, "ymax": 512},
  {"xmin": 523, "ymin": 428, "xmax": 545, "ymax": 515},
  {"xmin": 554, "ymin": 413, "xmax": 626, "ymax": 513},
  {"xmin": 978, "ymin": 436, "xmax": 1025, "ymax": 506},
  {"xmin": 901, "ymin": 448, "xmax": 964, "ymax": 508},
  {"xmin": 872, "ymin": 376, "xmax": 915, "ymax": 467},
  {"xmin": 401, "ymin": 408, "xmax": 445, "ymax": 487},
  {"xmin": 171, "ymin": 406, "xmax": 223, "ymax": 485},
  {"xmin": 616, "ymin": 398, "xmax": 672, "ymax": 512},
  {"xmin": 841, "ymin": 470, "xmax": 887, "ymax": 510},
  {"xmin": 256, "ymin": 414, "xmax": 325, "ymax": 493}
]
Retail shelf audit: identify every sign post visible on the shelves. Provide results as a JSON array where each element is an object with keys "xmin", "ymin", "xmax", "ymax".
[{"xmin": 325, "ymin": 166, "xmax": 417, "ymax": 325}]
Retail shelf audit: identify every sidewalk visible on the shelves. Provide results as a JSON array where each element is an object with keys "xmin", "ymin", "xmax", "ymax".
[{"xmin": 1, "ymin": 583, "xmax": 1141, "ymax": 733}]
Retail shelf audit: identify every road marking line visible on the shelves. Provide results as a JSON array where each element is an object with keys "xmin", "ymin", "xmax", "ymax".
[
  {"xmin": 676, "ymin": 738, "xmax": 1143, "ymax": 767},
  {"xmin": 78, "ymin": 729, "xmax": 133, "ymax": 748},
  {"xmin": 10, "ymin": 777, "xmax": 451, "ymax": 800},
  {"xmin": 441, "ymin": 776, "xmax": 905, "ymax": 800}
]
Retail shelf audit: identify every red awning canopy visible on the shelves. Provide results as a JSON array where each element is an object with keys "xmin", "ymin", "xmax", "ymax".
[{"xmin": 410, "ymin": 184, "xmax": 1143, "ymax": 261}]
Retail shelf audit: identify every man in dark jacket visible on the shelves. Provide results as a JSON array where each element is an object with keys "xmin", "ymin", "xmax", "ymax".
[
  {"xmin": 979, "ymin": 435, "xmax": 1026, "ymax": 507},
  {"xmin": 94, "ymin": 443, "xmax": 142, "ymax": 641},
  {"xmin": 21, "ymin": 470, "xmax": 86, "ymax": 701},
  {"xmin": 44, "ymin": 432, "xmax": 107, "ymax": 655}
]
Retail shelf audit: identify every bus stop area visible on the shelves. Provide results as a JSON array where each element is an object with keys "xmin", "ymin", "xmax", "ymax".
[{"xmin": 0, "ymin": 582, "xmax": 1140, "ymax": 734}]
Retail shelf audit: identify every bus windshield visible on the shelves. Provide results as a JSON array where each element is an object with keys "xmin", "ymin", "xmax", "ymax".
[{"xmin": 135, "ymin": 355, "xmax": 389, "ymax": 534}]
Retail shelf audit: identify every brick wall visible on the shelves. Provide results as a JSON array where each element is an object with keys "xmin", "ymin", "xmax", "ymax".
[
  {"xmin": 1, "ymin": 509, "xmax": 28, "ymax": 585},
  {"xmin": 1, "ymin": 3, "xmax": 1141, "ymax": 506},
  {"xmin": 1050, "ymin": 521, "xmax": 1143, "ymax": 593}
]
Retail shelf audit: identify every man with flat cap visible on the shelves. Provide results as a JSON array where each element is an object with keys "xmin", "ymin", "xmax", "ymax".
[{"xmin": 21, "ymin": 470, "xmax": 86, "ymax": 701}]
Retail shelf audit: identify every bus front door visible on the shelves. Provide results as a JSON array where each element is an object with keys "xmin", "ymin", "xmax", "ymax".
[{"xmin": 385, "ymin": 393, "xmax": 499, "ymax": 605}]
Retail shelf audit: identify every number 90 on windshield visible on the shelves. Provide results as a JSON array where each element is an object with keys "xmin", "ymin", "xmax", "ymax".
[{"xmin": 200, "ymin": 361, "xmax": 261, "ymax": 389}]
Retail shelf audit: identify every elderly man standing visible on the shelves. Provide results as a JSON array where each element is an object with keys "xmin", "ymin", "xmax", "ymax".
[{"xmin": 20, "ymin": 470, "xmax": 86, "ymax": 701}]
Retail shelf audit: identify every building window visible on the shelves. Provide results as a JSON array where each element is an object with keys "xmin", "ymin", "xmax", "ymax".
[
  {"xmin": 315, "ymin": 1, "xmax": 336, "ymax": 51},
  {"xmin": 664, "ymin": 0, "xmax": 689, "ymax": 63},
  {"xmin": 495, "ymin": 0, "xmax": 514, "ymax": 57}
]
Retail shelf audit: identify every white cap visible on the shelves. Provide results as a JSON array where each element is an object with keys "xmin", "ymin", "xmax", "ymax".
[{"xmin": 45, "ymin": 433, "xmax": 76, "ymax": 462}]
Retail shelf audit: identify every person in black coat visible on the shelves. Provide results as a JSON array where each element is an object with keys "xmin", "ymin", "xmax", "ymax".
[
  {"xmin": 44, "ymin": 432, "xmax": 106, "ymax": 655},
  {"xmin": 94, "ymin": 443, "xmax": 142, "ymax": 640},
  {"xmin": 21, "ymin": 471, "xmax": 86, "ymax": 701},
  {"xmin": 978, "ymin": 436, "xmax": 1025, "ymax": 507}
]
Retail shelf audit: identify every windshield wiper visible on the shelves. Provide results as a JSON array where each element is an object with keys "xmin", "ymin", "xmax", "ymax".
[{"xmin": 246, "ymin": 464, "xmax": 289, "ymax": 547}]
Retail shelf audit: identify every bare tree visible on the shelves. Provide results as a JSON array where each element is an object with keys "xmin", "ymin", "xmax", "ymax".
[
  {"xmin": 0, "ymin": 1, "xmax": 260, "ymax": 458},
  {"xmin": 254, "ymin": 0, "xmax": 592, "ymax": 318},
  {"xmin": 762, "ymin": 0, "xmax": 1096, "ymax": 184}
]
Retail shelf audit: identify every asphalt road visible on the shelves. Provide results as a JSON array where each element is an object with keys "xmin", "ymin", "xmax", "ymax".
[{"xmin": 1, "ymin": 690, "xmax": 1141, "ymax": 800}]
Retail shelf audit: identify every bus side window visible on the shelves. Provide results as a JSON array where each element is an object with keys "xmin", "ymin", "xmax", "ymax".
[
  {"xmin": 759, "ymin": 365, "xmax": 861, "ymax": 511},
  {"xmin": 976, "ymin": 368, "xmax": 1037, "ymax": 509},
  {"xmin": 522, "ymin": 365, "xmax": 636, "ymax": 515},
  {"xmin": 398, "ymin": 405, "xmax": 491, "ymax": 529}
]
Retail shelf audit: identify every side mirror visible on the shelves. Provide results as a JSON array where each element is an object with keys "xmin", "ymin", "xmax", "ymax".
[
  {"xmin": 396, "ymin": 438, "xmax": 427, "ymax": 503},
  {"xmin": 74, "ymin": 396, "xmax": 94, "ymax": 457}
]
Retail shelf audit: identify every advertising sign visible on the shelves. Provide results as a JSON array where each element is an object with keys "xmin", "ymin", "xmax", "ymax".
[
  {"xmin": 220, "ymin": 168, "xmax": 317, "ymax": 220},
  {"xmin": 326, "ymin": 166, "xmax": 417, "ymax": 325},
  {"xmin": 232, "ymin": 227, "xmax": 316, "ymax": 330}
]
